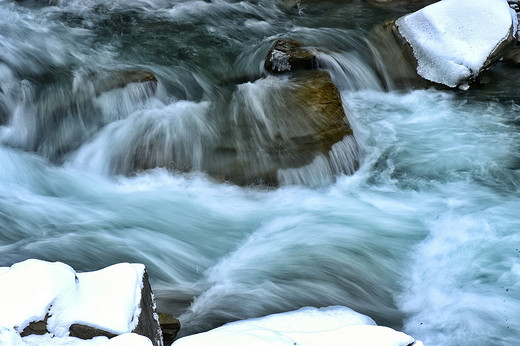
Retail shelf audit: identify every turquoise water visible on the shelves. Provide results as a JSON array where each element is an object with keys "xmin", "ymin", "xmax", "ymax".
[{"xmin": 1, "ymin": 0, "xmax": 519, "ymax": 344}]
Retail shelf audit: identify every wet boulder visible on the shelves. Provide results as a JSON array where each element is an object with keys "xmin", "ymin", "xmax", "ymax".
[
  {"xmin": 264, "ymin": 39, "xmax": 317, "ymax": 73},
  {"xmin": 368, "ymin": 20, "xmax": 427, "ymax": 89},
  {"xmin": 207, "ymin": 70, "xmax": 358, "ymax": 186},
  {"xmin": 292, "ymin": 70, "xmax": 353, "ymax": 153}
]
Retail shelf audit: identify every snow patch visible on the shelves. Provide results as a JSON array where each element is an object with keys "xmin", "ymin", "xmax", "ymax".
[
  {"xmin": 0, "ymin": 259, "xmax": 76, "ymax": 331},
  {"xmin": 396, "ymin": 0, "xmax": 516, "ymax": 87},
  {"xmin": 172, "ymin": 306, "xmax": 422, "ymax": 346},
  {"xmin": 0, "ymin": 260, "xmax": 152, "ymax": 345}
]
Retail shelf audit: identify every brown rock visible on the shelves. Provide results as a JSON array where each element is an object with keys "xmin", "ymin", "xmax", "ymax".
[
  {"xmin": 158, "ymin": 312, "xmax": 181, "ymax": 345},
  {"xmin": 206, "ymin": 70, "xmax": 358, "ymax": 186},
  {"xmin": 502, "ymin": 47, "xmax": 520, "ymax": 67},
  {"xmin": 292, "ymin": 70, "xmax": 354, "ymax": 154},
  {"xmin": 20, "ymin": 315, "xmax": 49, "ymax": 337},
  {"xmin": 69, "ymin": 324, "xmax": 117, "ymax": 340}
]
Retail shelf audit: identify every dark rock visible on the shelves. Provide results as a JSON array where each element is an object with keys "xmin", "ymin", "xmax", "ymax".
[
  {"xmin": 158, "ymin": 312, "xmax": 181, "ymax": 345},
  {"xmin": 132, "ymin": 270, "xmax": 164, "ymax": 346},
  {"xmin": 483, "ymin": 26, "xmax": 518, "ymax": 70},
  {"xmin": 264, "ymin": 39, "xmax": 317, "ymax": 73},
  {"xmin": 69, "ymin": 324, "xmax": 117, "ymax": 340},
  {"xmin": 368, "ymin": 20, "xmax": 428, "ymax": 89},
  {"xmin": 502, "ymin": 47, "xmax": 520, "ymax": 66},
  {"xmin": 20, "ymin": 315, "xmax": 49, "ymax": 337}
]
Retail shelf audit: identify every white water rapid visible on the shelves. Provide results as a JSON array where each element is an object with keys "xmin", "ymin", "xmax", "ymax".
[{"xmin": 1, "ymin": 0, "xmax": 519, "ymax": 345}]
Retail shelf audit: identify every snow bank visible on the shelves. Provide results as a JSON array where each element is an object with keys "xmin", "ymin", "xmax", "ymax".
[
  {"xmin": 396, "ymin": 0, "xmax": 517, "ymax": 87},
  {"xmin": 172, "ymin": 306, "xmax": 423, "ymax": 346},
  {"xmin": 0, "ymin": 259, "xmax": 76, "ymax": 331},
  {"xmin": 0, "ymin": 259, "xmax": 156, "ymax": 346},
  {"xmin": 49, "ymin": 263, "xmax": 144, "ymax": 336},
  {"xmin": 0, "ymin": 327, "xmax": 153, "ymax": 346}
]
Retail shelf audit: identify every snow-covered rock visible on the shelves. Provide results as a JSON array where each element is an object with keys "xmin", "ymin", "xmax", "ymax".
[
  {"xmin": 395, "ymin": 0, "xmax": 518, "ymax": 88},
  {"xmin": 172, "ymin": 306, "xmax": 423, "ymax": 346},
  {"xmin": 0, "ymin": 260, "xmax": 163, "ymax": 346}
]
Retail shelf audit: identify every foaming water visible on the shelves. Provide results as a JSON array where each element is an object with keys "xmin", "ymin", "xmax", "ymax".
[{"xmin": 1, "ymin": 0, "xmax": 520, "ymax": 345}]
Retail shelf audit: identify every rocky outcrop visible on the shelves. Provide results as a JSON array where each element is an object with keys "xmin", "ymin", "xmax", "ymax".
[
  {"xmin": 264, "ymin": 39, "xmax": 317, "ymax": 73},
  {"xmin": 370, "ymin": 0, "xmax": 517, "ymax": 89},
  {"xmin": 0, "ymin": 260, "xmax": 166, "ymax": 346},
  {"xmin": 159, "ymin": 313, "xmax": 181, "ymax": 346}
]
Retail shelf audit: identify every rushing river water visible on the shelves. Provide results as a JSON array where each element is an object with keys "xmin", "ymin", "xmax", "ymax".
[{"xmin": 1, "ymin": 0, "xmax": 520, "ymax": 345}]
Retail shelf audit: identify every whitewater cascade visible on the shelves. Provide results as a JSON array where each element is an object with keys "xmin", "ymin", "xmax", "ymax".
[{"xmin": 1, "ymin": 0, "xmax": 519, "ymax": 345}]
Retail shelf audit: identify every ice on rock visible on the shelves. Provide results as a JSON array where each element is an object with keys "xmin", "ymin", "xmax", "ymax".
[
  {"xmin": 396, "ymin": 0, "xmax": 517, "ymax": 87},
  {"xmin": 269, "ymin": 50, "xmax": 291, "ymax": 72}
]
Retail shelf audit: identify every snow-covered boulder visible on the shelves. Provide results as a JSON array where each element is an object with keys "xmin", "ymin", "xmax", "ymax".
[
  {"xmin": 172, "ymin": 306, "xmax": 423, "ymax": 346},
  {"xmin": 395, "ymin": 0, "xmax": 518, "ymax": 88},
  {"xmin": 0, "ymin": 259, "xmax": 163, "ymax": 346}
]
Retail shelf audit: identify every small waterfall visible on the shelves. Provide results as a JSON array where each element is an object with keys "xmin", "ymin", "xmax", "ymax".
[
  {"xmin": 70, "ymin": 99, "xmax": 215, "ymax": 176},
  {"xmin": 1, "ymin": 68, "xmax": 159, "ymax": 162}
]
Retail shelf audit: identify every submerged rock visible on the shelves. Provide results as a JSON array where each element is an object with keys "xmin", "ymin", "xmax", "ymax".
[
  {"xmin": 93, "ymin": 69, "xmax": 158, "ymax": 96},
  {"xmin": 264, "ymin": 39, "xmax": 317, "ymax": 73}
]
